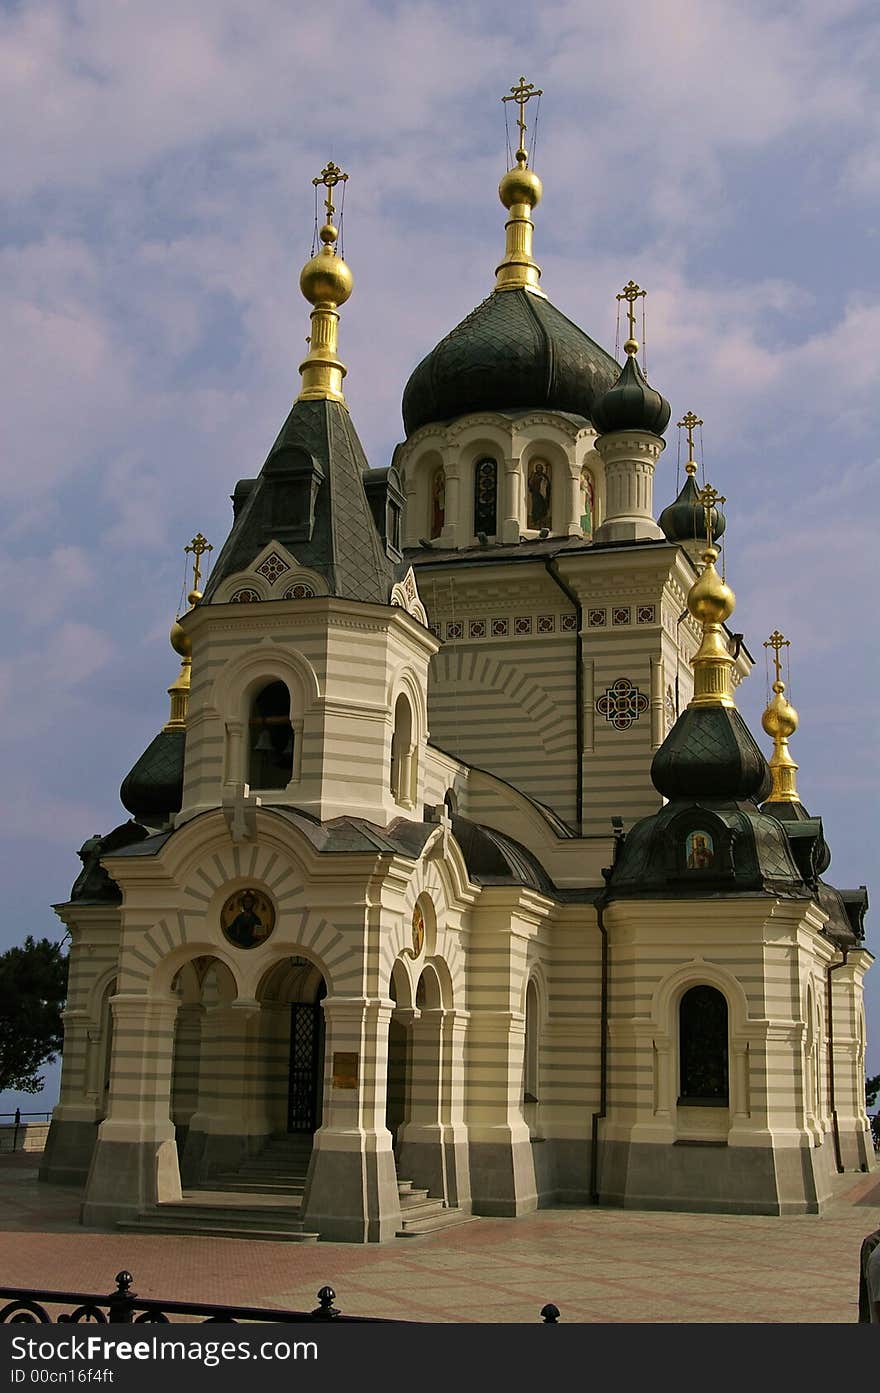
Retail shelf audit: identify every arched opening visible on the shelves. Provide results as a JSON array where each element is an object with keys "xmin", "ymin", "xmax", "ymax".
[
  {"xmin": 248, "ymin": 681, "xmax": 294, "ymax": 790},
  {"xmin": 580, "ymin": 465, "xmax": 594, "ymax": 538},
  {"xmin": 430, "ymin": 465, "xmax": 446, "ymax": 539},
  {"xmin": 386, "ymin": 961, "xmax": 412, "ymax": 1150},
  {"xmin": 473, "ymin": 457, "xmax": 498, "ymax": 536},
  {"xmin": 523, "ymin": 978, "xmax": 540, "ymax": 1136},
  {"xmin": 679, "ymin": 985, "xmax": 729, "ymax": 1105},
  {"xmin": 526, "ymin": 459, "xmax": 552, "ymax": 530},
  {"xmin": 258, "ymin": 957, "xmax": 327, "ymax": 1137},
  {"xmin": 390, "ymin": 693, "xmax": 416, "ymax": 806}
]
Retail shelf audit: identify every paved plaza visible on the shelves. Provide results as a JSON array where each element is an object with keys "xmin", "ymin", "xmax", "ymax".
[{"xmin": 1, "ymin": 1152, "xmax": 878, "ymax": 1323}]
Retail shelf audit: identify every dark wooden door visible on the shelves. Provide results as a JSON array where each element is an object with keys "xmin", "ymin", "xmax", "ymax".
[{"xmin": 287, "ymin": 1002, "xmax": 320, "ymax": 1132}]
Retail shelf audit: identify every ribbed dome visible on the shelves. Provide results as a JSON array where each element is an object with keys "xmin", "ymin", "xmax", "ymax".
[
  {"xmin": 402, "ymin": 289, "xmax": 619, "ymax": 435},
  {"xmin": 590, "ymin": 353, "xmax": 671, "ymax": 436},
  {"xmin": 651, "ymin": 706, "xmax": 771, "ymax": 803},
  {"xmin": 659, "ymin": 473, "xmax": 726, "ymax": 544},
  {"xmin": 120, "ymin": 728, "xmax": 185, "ymax": 824}
]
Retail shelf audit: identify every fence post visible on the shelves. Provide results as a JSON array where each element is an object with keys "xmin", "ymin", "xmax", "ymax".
[
  {"xmin": 107, "ymin": 1272, "xmax": 136, "ymax": 1323},
  {"xmin": 12, "ymin": 1110, "xmax": 20, "ymax": 1153}
]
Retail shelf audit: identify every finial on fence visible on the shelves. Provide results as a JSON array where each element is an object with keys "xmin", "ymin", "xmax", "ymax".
[
  {"xmin": 312, "ymin": 1286, "xmax": 340, "ymax": 1319},
  {"xmin": 541, "ymin": 1302, "xmax": 561, "ymax": 1322}
]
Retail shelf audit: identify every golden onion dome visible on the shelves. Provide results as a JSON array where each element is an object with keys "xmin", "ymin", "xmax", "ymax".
[
  {"xmin": 499, "ymin": 154, "xmax": 543, "ymax": 210},
  {"xmin": 687, "ymin": 547, "xmax": 735, "ymax": 626},
  {"xmin": 170, "ymin": 619, "xmax": 192, "ymax": 659},
  {"xmin": 761, "ymin": 682, "xmax": 799, "ymax": 739},
  {"xmin": 300, "ymin": 223, "xmax": 353, "ymax": 307}
]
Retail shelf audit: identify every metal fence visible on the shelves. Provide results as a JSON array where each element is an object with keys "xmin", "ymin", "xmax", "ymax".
[
  {"xmin": 0, "ymin": 1108, "xmax": 53, "ymax": 1153},
  {"xmin": 0, "ymin": 1270, "xmax": 562, "ymax": 1324}
]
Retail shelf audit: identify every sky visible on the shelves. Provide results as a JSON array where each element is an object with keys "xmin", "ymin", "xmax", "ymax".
[{"xmin": 1, "ymin": 0, "xmax": 878, "ymax": 1118}]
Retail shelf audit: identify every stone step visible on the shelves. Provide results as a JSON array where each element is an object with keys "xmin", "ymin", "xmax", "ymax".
[
  {"xmin": 152, "ymin": 1201, "xmax": 305, "ymax": 1227},
  {"xmin": 397, "ymin": 1197, "xmax": 447, "ymax": 1220},
  {"xmin": 195, "ymin": 1179, "xmax": 306, "ymax": 1196},
  {"xmin": 120, "ymin": 1216, "xmax": 319, "ymax": 1244},
  {"xmin": 399, "ymin": 1187, "xmax": 430, "ymax": 1207},
  {"xmin": 396, "ymin": 1208, "xmax": 479, "ymax": 1238}
]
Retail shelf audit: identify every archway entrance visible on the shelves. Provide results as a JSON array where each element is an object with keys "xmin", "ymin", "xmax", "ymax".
[{"xmin": 258, "ymin": 956, "xmax": 326, "ymax": 1139}]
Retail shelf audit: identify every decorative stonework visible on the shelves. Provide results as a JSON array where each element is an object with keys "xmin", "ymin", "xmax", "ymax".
[
  {"xmin": 469, "ymin": 619, "xmax": 486, "ymax": 639},
  {"xmin": 283, "ymin": 582, "xmax": 316, "ymax": 600},
  {"xmin": 588, "ymin": 608, "xmax": 606, "ymax": 627},
  {"xmin": 665, "ymin": 684, "xmax": 676, "ymax": 734},
  {"xmin": 612, "ymin": 607, "xmax": 631, "ymax": 626},
  {"xmin": 537, "ymin": 615, "xmax": 556, "ymax": 634},
  {"xmin": 256, "ymin": 552, "xmax": 290, "ymax": 586},
  {"xmin": 596, "ymin": 677, "xmax": 650, "ymax": 730},
  {"xmin": 230, "ymin": 588, "xmax": 261, "ymax": 604},
  {"xmin": 560, "ymin": 613, "xmax": 578, "ymax": 632},
  {"xmin": 491, "ymin": 617, "xmax": 509, "ymax": 637},
  {"xmin": 637, "ymin": 605, "xmax": 656, "ymax": 624},
  {"xmin": 446, "ymin": 621, "xmax": 463, "ymax": 640},
  {"xmin": 514, "ymin": 616, "xmax": 532, "ymax": 635}
]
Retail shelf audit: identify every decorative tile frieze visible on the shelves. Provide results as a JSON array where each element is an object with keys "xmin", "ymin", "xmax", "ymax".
[
  {"xmin": 637, "ymin": 605, "xmax": 656, "ymax": 624},
  {"xmin": 514, "ymin": 616, "xmax": 532, "ymax": 635},
  {"xmin": 491, "ymin": 617, "xmax": 509, "ymax": 637},
  {"xmin": 283, "ymin": 582, "xmax": 315, "ymax": 599},
  {"xmin": 560, "ymin": 613, "xmax": 578, "ymax": 632},
  {"xmin": 446, "ymin": 621, "xmax": 463, "ymax": 640},
  {"xmin": 256, "ymin": 552, "xmax": 290, "ymax": 585},
  {"xmin": 230, "ymin": 588, "xmax": 261, "ymax": 603},
  {"xmin": 588, "ymin": 608, "xmax": 607, "ymax": 627},
  {"xmin": 612, "ymin": 607, "xmax": 631, "ymax": 626},
  {"xmin": 469, "ymin": 619, "xmax": 486, "ymax": 639},
  {"xmin": 537, "ymin": 615, "xmax": 556, "ymax": 634},
  {"xmin": 596, "ymin": 677, "xmax": 649, "ymax": 730}
]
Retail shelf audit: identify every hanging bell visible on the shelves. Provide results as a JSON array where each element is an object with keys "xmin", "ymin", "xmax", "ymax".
[
  {"xmin": 254, "ymin": 725, "xmax": 273, "ymax": 753},
  {"xmin": 282, "ymin": 733, "xmax": 294, "ymax": 757}
]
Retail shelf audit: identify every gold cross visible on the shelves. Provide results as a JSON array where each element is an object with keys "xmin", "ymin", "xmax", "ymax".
[
  {"xmin": 313, "ymin": 161, "xmax": 348, "ymax": 223},
  {"xmin": 763, "ymin": 629, "xmax": 790, "ymax": 685},
  {"xmin": 677, "ymin": 410, "xmax": 703, "ymax": 460},
  {"xmin": 185, "ymin": 532, "xmax": 213, "ymax": 597},
  {"xmin": 696, "ymin": 483, "xmax": 725, "ymax": 548},
  {"xmin": 502, "ymin": 76, "xmax": 542, "ymax": 159},
  {"xmin": 617, "ymin": 280, "xmax": 646, "ymax": 342}
]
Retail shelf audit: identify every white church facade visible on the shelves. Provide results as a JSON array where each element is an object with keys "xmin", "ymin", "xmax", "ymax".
[{"xmin": 41, "ymin": 89, "xmax": 874, "ymax": 1242}]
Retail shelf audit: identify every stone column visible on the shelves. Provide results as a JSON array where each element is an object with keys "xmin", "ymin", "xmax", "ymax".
[
  {"xmin": 566, "ymin": 465, "xmax": 582, "ymax": 537},
  {"xmin": 301, "ymin": 996, "xmax": 401, "ymax": 1242},
  {"xmin": 170, "ymin": 1002, "xmax": 203, "ymax": 1148},
  {"xmin": 593, "ymin": 431, "xmax": 665, "ymax": 543},
  {"xmin": 441, "ymin": 457, "xmax": 461, "ymax": 550},
  {"xmin": 39, "ymin": 1009, "xmax": 99, "ymax": 1186},
  {"xmin": 182, "ymin": 999, "xmax": 266, "ymax": 1180},
  {"xmin": 465, "ymin": 1008, "xmax": 537, "ymax": 1217},
  {"xmin": 81, "ymin": 994, "xmax": 181, "ymax": 1226},
  {"xmin": 501, "ymin": 456, "xmax": 520, "ymax": 543}
]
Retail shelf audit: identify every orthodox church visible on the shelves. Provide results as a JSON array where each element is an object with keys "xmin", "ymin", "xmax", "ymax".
[{"xmin": 41, "ymin": 82, "xmax": 874, "ymax": 1243}]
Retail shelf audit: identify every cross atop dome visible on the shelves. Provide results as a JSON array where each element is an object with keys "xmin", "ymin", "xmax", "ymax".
[{"xmin": 502, "ymin": 76, "xmax": 542, "ymax": 165}]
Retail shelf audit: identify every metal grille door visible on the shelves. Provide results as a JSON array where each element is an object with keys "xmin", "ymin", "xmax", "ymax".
[{"xmin": 287, "ymin": 1003, "xmax": 320, "ymax": 1132}]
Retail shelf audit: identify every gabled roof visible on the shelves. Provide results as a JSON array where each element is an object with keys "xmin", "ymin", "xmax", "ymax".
[{"xmin": 204, "ymin": 398, "xmax": 396, "ymax": 605}]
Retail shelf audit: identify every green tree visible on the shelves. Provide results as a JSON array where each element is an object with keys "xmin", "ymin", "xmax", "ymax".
[
  {"xmin": 867, "ymin": 1073, "xmax": 880, "ymax": 1109},
  {"xmin": 0, "ymin": 936, "xmax": 68, "ymax": 1094}
]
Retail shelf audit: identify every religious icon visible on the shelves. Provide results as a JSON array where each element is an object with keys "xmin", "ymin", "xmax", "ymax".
[
  {"xmin": 411, "ymin": 904, "xmax": 425, "ymax": 957},
  {"xmin": 580, "ymin": 466, "xmax": 594, "ymax": 538},
  {"xmin": 527, "ymin": 460, "xmax": 552, "ymax": 530},
  {"xmin": 686, "ymin": 831, "xmax": 715, "ymax": 870},
  {"xmin": 220, "ymin": 886, "xmax": 276, "ymax": 949},
  {"xmin": 473, "ymin": 458, "xmax": 497, "ymax": 534},
  {"xmin": 430, "ymin": 466, "xmax": 446, "ymax": 539}
]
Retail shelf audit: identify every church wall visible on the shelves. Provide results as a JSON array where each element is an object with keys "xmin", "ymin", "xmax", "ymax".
[{"xmin": 594, "ymin": 899, "xmax": 848, "ymax": 1214}]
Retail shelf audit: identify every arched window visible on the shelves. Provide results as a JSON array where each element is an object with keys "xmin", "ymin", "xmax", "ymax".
[
  {"xmin": 390, "ymin": 693, "xmax": 415, "ymax": 806},
  {"xmin": 248, "ymin": 681, "xmax": 294, "ymax": 789},
  {"xmin": 473, "ymin": 457, "xmax": 497, "ymax": 536},
  {"xmin": 679, "ymin": 985, "xmax": 728, "ymax": 1104},
  {"xmin": 524, "ymin": 979, "xmax": 539, "ymax": 1105},
  {"xmin": 580, "ymin": 466, "xmax": 594, "ymax": 538},
  {"xmin": 527, "ymin": 459, "xmax": 552, "ymax": 530},
  {"xmin": 430, "ymin": 465, "xmax": 446, "ymax": 539}
]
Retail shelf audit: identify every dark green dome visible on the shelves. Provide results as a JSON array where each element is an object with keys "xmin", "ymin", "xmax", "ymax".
[
  {"xmin": 590, "ymin": 353, "xmax": 671, "ymax": 437},
  {"xmin": 402, "ymin": 289, "xmax": 619, "ymax": 435},
  {"xmin": 607, "ymin": 798, "xmax": 803, "ymax": 898},
  {"xmin": 659, "ymin": 472, "xmax": 726, "ymax": 544},
  {"xmin": 120, "ymin": 728, "xmax": 185, "ymax": 825},
  {"xmin": 651, "ymin": 705, "xmax": 771, "ymax": 804}
]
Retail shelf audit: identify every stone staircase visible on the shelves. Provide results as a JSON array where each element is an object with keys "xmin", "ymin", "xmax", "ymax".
[
  {"xmin": 118, "ymin": 1133, "xmax": 319, "ymax": 1242},
  {"xmin": 395, "ymin": 1178, "xmax": 476, "ymax": 1238}
]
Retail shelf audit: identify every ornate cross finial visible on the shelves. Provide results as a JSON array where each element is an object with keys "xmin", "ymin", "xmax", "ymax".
[
  {"xmin": 185, "ymin": 532, "xmax": 212, "ymax": 603},
  {"xmin": 764, "ymin": 629, "xmax": 790, "ymax": 686},
  {"xmin": 677, "ymin": 410, "xmax": 703, "ymax": 472},
  {"xmin": 696, "ymin": 483, "xmax": 726, "ymax": 548},
  {"xmin": 617, "ymin": 280, "xmax": 646, "ymax": 354},
  {"xmin": 313, "ymin": 161, "xmax": 348, "ymax": 223},
  {"xmin": 502, "ymin": 76, "xmax": 542, "ymax": 161}
]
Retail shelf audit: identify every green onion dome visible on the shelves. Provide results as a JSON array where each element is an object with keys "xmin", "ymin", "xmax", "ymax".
[
  {"xmin": 659, "ymin": 472, "xmax": 726, "ymax": 544},
  {"xmin": 590, "ymin": 352, "xmax": 671, "ymax": 437}
]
